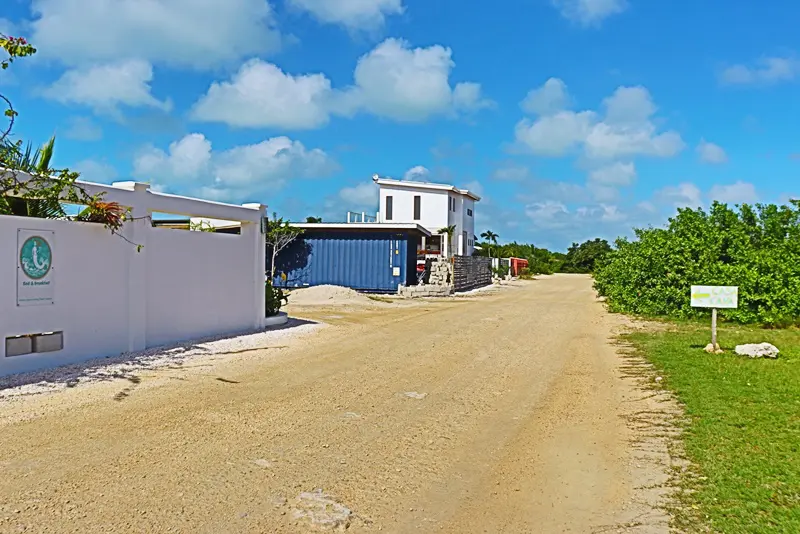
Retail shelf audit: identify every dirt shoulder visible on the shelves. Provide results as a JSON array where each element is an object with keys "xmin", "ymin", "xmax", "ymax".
[{"xmin": 0, "ymin": 275, "xmax": 676, "ymax": 533}]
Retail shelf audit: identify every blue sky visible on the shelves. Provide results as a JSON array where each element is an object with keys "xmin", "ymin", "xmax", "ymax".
[{"xmin": 2, "ymin": 0, "xmax": 799, "ymax": 250}]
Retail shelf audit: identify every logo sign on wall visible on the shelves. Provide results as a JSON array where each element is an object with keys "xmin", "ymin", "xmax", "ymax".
[{"xmin": 17, "ymin": 229, "xmax": 55, "ymax": 306}]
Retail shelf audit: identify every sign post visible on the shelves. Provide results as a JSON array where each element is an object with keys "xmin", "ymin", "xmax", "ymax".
[{"xmin": 690, "ymin": 285, "xmax": 738, "ymax": 352}]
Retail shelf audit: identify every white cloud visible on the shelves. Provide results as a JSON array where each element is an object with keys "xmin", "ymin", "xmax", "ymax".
[
  {"xmin": 191, "ymin": 60, "xmax": 338, "ymax": 129},
  {"xmin": 514, "ymin": 81, "xmax": 685, "ymax": 160},
  {"xmin": 403, "ymin": 165, "xmax": 430, "ymax": 181},
  {"xmin": 28, "ymin": 0, "xmax": 281, "ymax": 70},
  {"xmin": 551, "ymin": 0, "xmax": 628, "ymax": 26},
  {"xmin": 191, "ymin": 38, "xmax": 489, "ymax": 128},
  {"xmin": 133, "ymin": 134, "xmax": 338, "ymax": 201},
  {"xmin": 521, "ymin": 77, "xmax": 571, "ymax": 115},
  {"xmin": 709, "ymin": 181, "xmax": 758, "ymax": 204},
  {"xmin": 73, "ymin": 159, "xmax": 118, "ymax": 183},
  {"xmin": 720, "ymin": 57, "xmax": 800, "ymax": 85},
  {"xmin": 588, "ymin": 161, "xmax": 636, "ymax": 186},
  {"xmin": 351, "ymin": 38, "xmax": 493, "ymax": 121},
  {"xmin": 288, "ymin": 0, "xmax": 403, "ymax": 30},
  {"xmin": 514, "ymin": 111, "xmax": 596, "ymax": 156},
  {"xmin": 63, "ymin": 116, "xmax": 103, "ymax": 141},
  {"xmin": 697, "ymin": 139, "xmax": 728, "ymax": 164},
  {"xmin": 42, "ymin": 60, "xmax": 171, "ymax": 114},
  {"xmin": 654, "ymin": 183, "xmax": 702, "ymax": 209},
  {"xmin": 339, "ymin": 182, "xmax": 379, "ymax": 207}
]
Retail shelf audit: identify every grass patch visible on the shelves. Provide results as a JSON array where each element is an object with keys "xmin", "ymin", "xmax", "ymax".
[{"xmin": 626, "ymin": 322, "xmax": 800, "ymax": 533}]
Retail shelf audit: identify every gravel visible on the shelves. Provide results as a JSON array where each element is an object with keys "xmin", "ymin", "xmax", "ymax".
[{"xmin": 0, "ymin": 319, "xmax": 321, "ymax": 400}]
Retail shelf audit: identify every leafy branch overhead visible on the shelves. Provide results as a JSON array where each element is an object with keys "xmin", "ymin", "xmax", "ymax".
[{"xmin": 0, "ymin": 32, "xmax": 135, "ymax": 245}]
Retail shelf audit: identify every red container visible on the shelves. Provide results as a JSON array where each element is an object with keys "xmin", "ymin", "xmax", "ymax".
[{"xmin": 509, "ymin": 257, "xmax": 529, "ymax": 276}]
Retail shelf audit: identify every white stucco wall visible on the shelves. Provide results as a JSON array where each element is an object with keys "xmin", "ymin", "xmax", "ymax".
[{"xmin": 0, "ymin": 177, "xmax": 266, "ymax": 376}]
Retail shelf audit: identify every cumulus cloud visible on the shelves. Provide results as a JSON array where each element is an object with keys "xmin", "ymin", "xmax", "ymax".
[
  {"xmin": 191, "ymin": 38, "xmax": 491, "ymax": 129},
  {"xmin": 514, "ymin": 79, "xmax": 685, "ymax": 160},
  {"xmin": 191, "ymin": 61, "xmax": 339, "ymax": 129},
  {"xmin": 588, "ymin": 161, "xmax": 636, "ymax": 186},
  {"xmin": 288, "ymin": 0, "xmax": 404, "ymax": 30},
  {"xmin": 709, "ymin": 181, "xmax": 758, "ymax": 204},
  {"xmin": 654, "ymin": 183, "xmax": 703, "ymax": 209},
  {"xmin": 28, "ymin": 0, "xmax": 281, "ymax": 70},
  {"xmin": 132, "ymin": 134, "xmax": 338, "ymax": 201},
  {"xmin": 521, "ymin": 77, "xmax": 571, "ymax": 115},
  {"xmin": 42, "ymin": 60, "xmax": 171, "ymax": 114},
  {"xmin": 720, "ymin": 57, "xmax": 800, "ymax": 85},
  {"xmin": 551, "ymin": 0, "xmax": 628, "ymax": 26},
  {"xmin": 403, "ymin": 165, "xmax": 430, "ymax": 181},
  {"xmin": 696, "ymin": 139, "xmax": 728, "ymax": 164},
  {"xmin": 339, "ymin": 182, "xmax": 379, "ymax": 207}
]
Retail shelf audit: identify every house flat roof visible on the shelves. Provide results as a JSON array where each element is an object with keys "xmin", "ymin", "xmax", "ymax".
[
  {"xmin": 294, "ymin": 222, "xmax": 432, "ymax": 237},
  {"xmin": 372, "ymin": 175, "xmax": 481, "ymax": 201}
]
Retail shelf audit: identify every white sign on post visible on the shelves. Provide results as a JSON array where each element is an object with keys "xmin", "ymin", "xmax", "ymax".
[
  {"xmin": 17, "ymin": 229, "xmax": 55, "ymax": 307},
  {"xmin": 691, "ymin": 285, "xmax": 738, "ymax": 351},
  {"xmin": 690, "ymin": 285, "xmax": 738, "ymax": 309}
]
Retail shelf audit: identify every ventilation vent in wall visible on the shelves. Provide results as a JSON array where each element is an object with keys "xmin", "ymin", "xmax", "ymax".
[{"xmin": 5, "ymin": 331, "xmax": 63, "ymax": 357}]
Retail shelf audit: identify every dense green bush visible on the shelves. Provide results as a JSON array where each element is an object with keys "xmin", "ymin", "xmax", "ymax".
[
  {"xmin": 594, "ymin": 201, "xmax": 800, "ymax": 325},
  {"xmin": 561, "ymin": 238, "xmax": 612, "ymax": 273}
]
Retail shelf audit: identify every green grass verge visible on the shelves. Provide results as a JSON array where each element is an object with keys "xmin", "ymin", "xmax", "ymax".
[{"xmin": 625, "ymin": 323, "xmax": 800, "ymax": 533}]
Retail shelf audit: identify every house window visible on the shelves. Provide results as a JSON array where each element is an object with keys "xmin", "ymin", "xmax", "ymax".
[
  {"xmin": 413, "ymin": 195, "xmax": 421, "ymax": 220},
  {"xmin": 467, "ymin": 208, "xmax": 473, "ymax": 217},
  {"xmin": 385, "ymin": 196, "xmax": 393, "ymax": 220}
]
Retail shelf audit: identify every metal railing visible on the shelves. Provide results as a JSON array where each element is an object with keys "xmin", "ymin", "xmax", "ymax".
[{"xmin": 346, "ymin": 211, "xmax": 378, "ymax": 223}]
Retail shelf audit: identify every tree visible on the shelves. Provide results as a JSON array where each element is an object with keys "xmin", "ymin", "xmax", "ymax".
[
  {"xmin": 305, "ymin": 216, "xmax": 323, "ymax": 223},
  {"xmin": 437, "ymin": 225, "xmax": 456, "ymax": 257},
  {"xmin": 480, "ymin": 230, "xmax": 499, "ymax": 257},
  {"xmin": 1, "ymin": 33, "xmax": 127, "ymax": 238},
  {"xmin": 266, "ymin": 213, "xmax": 303, "ymax": 280},
  {"xmin": 562, "ymin": 238, "xmax": 612, "ymax": 273}
]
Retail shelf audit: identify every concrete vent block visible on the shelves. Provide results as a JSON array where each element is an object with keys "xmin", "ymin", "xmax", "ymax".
[
  {"xmin": 33, "ymin": 332, "xmax": 64, "ymax": 353},
  {"xmin": 5, "ymin": 336, "xmax": 33, "ymax": 357}
]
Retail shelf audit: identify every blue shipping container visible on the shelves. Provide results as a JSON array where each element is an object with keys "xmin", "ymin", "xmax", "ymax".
[{"xmin": 273, "ymin": 229, "xmax": 422, "ymax": 292}]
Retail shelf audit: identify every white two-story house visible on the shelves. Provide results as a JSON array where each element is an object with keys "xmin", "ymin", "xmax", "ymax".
[{"xmin": 372, "ymin": 174, "xmax": 480, "ymax": 257}]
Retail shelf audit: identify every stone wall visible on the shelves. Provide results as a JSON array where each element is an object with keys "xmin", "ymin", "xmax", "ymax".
[{"xmin": 398, "ymin": 259, "xmax": 454, "ymax": 298}]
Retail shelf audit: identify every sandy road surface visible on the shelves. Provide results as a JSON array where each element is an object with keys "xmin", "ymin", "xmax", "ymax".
[{"xmin": 0, "ymin": 275, "xmax": 672, "ymax": 533}]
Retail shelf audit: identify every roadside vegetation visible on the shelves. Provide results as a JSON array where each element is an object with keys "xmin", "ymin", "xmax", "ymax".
[
  {"xmin": 595, "ymin": 200, "xmax": 800, "ymax": 532},
  {"xmin": 626, "ymin": 323, "xmax": 800, "ymax": 533},
  {"xmin": 595, "ymin": 201, "xmax": 800, "ymax": 325},
  {"xmin": 474, "ymin": 235, "xmax": 611, "ymax": 275}
]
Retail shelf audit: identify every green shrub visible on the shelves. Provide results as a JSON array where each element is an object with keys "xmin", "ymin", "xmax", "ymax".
[
  {"xmin": 594, "ymin": 201, "xmax": 800, "ymax": 325},
  {"xmin": 265, "ymin": 281, "xmax": 288, "ymax": 317},
  {"xmin": 492, "ymin": 264, "xmax": 510, "ymax": 278}
]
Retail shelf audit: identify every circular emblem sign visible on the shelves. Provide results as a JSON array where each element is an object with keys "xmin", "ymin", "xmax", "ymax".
[{"xmin": 19, "ymin": 236, "xmax": 52, "ymax": 280}]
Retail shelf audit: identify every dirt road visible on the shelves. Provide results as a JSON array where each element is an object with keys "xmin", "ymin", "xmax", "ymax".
[{"xmin": 0, "ymin": 275, "xmax": 671, "ymax": 533}]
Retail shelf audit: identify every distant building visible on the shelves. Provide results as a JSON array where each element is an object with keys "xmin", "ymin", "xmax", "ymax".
[{"xmin": 371, "ymin": 174, "xmax": 480, "ymax": 257}]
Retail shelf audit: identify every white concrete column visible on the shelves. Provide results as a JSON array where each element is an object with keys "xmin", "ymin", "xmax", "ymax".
[
  {"xmin": 243, "ymin": 203, "xmax": 267, "ymax": 329},
  {"xmin": 113, "ymin": 181, "xmax": 150, "ymax": 352}
]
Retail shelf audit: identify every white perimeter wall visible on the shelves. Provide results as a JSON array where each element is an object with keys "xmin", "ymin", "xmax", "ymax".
[{"xmin": 0, "ymin": 177, "xmax": 266, "ymax": 376}]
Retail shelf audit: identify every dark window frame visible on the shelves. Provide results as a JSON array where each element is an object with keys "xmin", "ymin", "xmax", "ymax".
[
  {"xmin": 385, "ymin": 195, "xmax": 393, "ymax": 220},
  {"xmin": 413, "ymin": 195, "xmax": 421, "ymax": 220}
]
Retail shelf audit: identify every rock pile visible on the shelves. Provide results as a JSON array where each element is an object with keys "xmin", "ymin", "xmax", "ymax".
[{"xmin": 427, "ymin": 260, "xmax": 452, "ymax": 286}]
